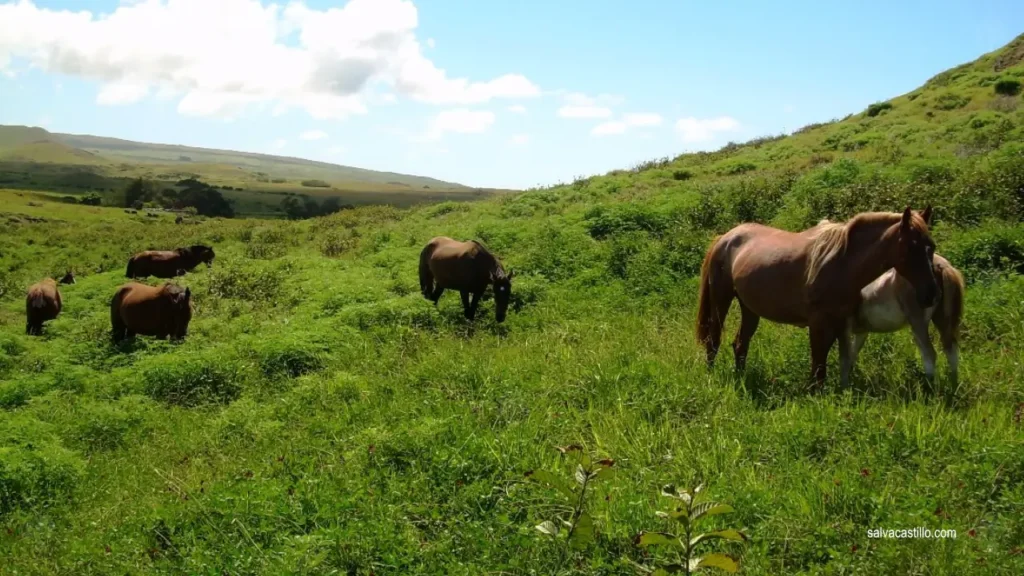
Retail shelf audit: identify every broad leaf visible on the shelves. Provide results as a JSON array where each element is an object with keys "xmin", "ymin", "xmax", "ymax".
[
  {"xmin": 690, "ymin": 529, "xmax": 748, "ymax": 548},
  {"xmin": 694, "ymin": 483, "xmax": 704, "ymax": 494},
  {"xmin": 569, "ymin": 512, "xmax": 594, "ymax": 549},
  {"xmin": 590, "ymin": 466, "xmax": 616, "ymax": 482},
  {"xmin": 691, "ymin": 502, "xmax": 734, "ymax": 523},
  {"xmin": 635, "ymin": 531, "xmax": 682, "ymax": 549},
  {"xmin": 574, "ymin": 464, "xmax": 588, "ymax": 486},
  {"xmin": 524, "ymin": 470, "xmax": 575, "ymax": 499},
  {"xmin": 694, "ymin": 553, "xmax": 739, "ymax": 573},
  {"xmin": 535, "ymin": 521, "xmax": 559, "ymax": 536},
  {"xmin": 652, "ymin": 566, "xmax": 686, "ymax": 576},
  {"xmin": 656, "ymin": 505, "xmax": 689, "ymax": 522}
]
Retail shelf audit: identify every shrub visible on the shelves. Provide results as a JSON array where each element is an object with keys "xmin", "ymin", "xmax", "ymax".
[
  {"xmin": 942, "ymin": 223, "xmax": 1024, "ymax": 282},
  {"xmin": 300, "ymin": 179, "xmax": 331, "ymax": 188},
  {"xmin": 934, "ymin": 92, "xmax": 971, "ymax": 111},
  {"xmin": 141, "ymin": 354, "xmax": 243, "ymax": 407},
  {"xmin": 584, "ymin": 204, "xmax": 670, "ymax": 239},
  {"xmin": 0, "ymin": 439, "xmax": 84, "ymax": 516},
  {"xmin": 865, "ymin": 102, "xmax": 893, "ymax": 117},
  {"xmin": 251, "ymin": 337, "xmax": 328, "ymax": 379},
  {"xmin": 672, "ymin": 169, "xmax": 694, "ymax": 181},
  {"xmin": 994, "ymin": 77, "xmax": 1022, "ymax": 96}
]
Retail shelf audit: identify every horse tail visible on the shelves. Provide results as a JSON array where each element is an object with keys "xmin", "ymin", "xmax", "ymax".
[
  {"xmin": 419, "ymin": 242, "xmax": 435, "ymax": 300},
  {"xmin": 695, "ymin": 234, "xmax": 733, "ymax": 365},
  {"xmin": 933, "ymin": 261, "xmax": 964, "ymax": 351},
  {"xmin": 110, "ymin": 286, "xmax": 129, "ymax": 343}
]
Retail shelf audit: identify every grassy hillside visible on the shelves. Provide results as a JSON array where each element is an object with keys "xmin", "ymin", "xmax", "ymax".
[
  {"xmin": 0, "ymin": 126, "xmax": 501, "ymax": 217},
  {"xmin": 1, "ymin": 35, "xmax": 1024, "ymax": 575}
]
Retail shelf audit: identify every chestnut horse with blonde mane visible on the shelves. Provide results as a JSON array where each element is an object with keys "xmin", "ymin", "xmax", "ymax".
[{"xmin": 696, "ymin": 206, "xmax": 939, "ymax": 387}]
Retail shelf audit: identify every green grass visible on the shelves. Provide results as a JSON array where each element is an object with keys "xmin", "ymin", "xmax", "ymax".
[{"xmin": 1, "ymin": 33, "xmax": 1024, "ymax": 576}]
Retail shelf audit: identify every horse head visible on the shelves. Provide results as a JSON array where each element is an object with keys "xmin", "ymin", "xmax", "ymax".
[
  {"xmin": 491, "ymin": 268, "xmax": 515, "ymax": 323},
  {"xmin": 165, "ymin": 284, "xmax": 193, "ymax": 339},
  {"xmin": 893, "ymin": 205, "xmax": 938, "ymax": 308},
  {"xmin": 59, "ymin": 270, "xmax": 76, "ymax": 285}
]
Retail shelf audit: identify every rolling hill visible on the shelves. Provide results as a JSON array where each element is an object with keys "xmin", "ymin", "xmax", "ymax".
[{"xmin": 0, "ymin": 125, "xmax": 500, "ymax": 216}]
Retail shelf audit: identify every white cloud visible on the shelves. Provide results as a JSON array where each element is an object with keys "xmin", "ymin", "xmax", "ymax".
[
  {"xmin": 426, "ymin": 38, "xmax": 435, "ymax": 48},
  {"xmin": 591, "ymin": 112, "xmax": 663, "ymax": 136},
  {"xmin": 507, "ymin": 104, "xmax": 527, "ymax": 114},
  {"xmin": 0, "ymin": 0, "xmax": 540, "ymax": 120},
  {"xmin": 424, "ymin": 108, "xmax": 495, "ymax": 140},
  {"xmin": 674, "ymin": 116, "xmax": 741, "ymax": 143},
  {"xmin": 300, "ymin": 129, "xmax": 329, "ymax": 141},
  {"xmin": 509, "ymin": 134, "xmax": 529, "ymax": 145},
  {"xmin": 96, "ymin": 82, "xmax": 149, "ymax": 106},
  {"xmin": 558, "ymin": 105, "xmax": 612, "ymax": 119}
]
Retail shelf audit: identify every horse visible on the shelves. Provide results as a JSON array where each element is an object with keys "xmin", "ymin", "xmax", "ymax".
[
  {"xmin": 695, "ymin": 206, "xmax": 939, "ymax": 387},
  {"xmin": 110, "ymin": 282, "xmax": 193, "ymax": 343},
  {"xmin": 24, "ymin": 271, "xmax": 75, "ymax": 335},
  {"xmin": 419, "ymin": 236, "xmax": 515, "ymax": 322},
  {"xmin": 126, "ymin": 245, "xmax": 215, "ymax": 279},
  {"xmin": 840, "ymin": 252, "xmax": 964, "ymax": 386}
]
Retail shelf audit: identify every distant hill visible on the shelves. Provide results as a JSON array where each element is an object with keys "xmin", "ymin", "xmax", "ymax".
[{"xmin": 0, "ymin": 125, "xmax": 505, "ymax": 216}]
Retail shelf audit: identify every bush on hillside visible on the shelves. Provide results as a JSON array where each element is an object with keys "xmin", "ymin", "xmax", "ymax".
[
  {"xmin": 865, "ymin": 102, "xmax": 893, "ymax": 117},
  {"xmin": 934, "ymin": 92, "xmax": 971, "ymax": 111},
  {"xmin": 300, "ymin": 179, "xmax": 331, "ymax": 188},
  {"xmin": 994, "ymin": 77, "xmax": 1022, "ymax": 96},
  {"xmin": 942, "ymin": 223, "xmax": 1024, "ymax": 282}
]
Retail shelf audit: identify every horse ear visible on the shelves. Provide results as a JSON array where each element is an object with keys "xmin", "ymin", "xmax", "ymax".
[
  {"xmin": 901, "ymin": 206, "xmax": 913, "ymax": 233},
  {"xmin": 921, "ymin": 205, "xmax": 932, "ymax": 225}
]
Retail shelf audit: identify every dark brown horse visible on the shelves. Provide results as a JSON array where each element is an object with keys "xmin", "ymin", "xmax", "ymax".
[
  {"xmin": 126, "ymin": 245, "xmax": 215, "ymax": 279},
  {"xmin": 110, "ymin": 282, "xmax": 193, "ymax": 343},
  {"xmin": 25, "ymin": 271, "xmax": 75, "ymax": 335},
  {"xmin": 696, "ymin": 206, "xmax": 938, "ymax": 387},
  {"xmin": 419, "ymin": 236, "xmax": 515, "ymax": 322}
]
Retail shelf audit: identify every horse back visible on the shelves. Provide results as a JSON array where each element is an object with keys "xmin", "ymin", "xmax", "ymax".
[{"xmin": 425, "ymin": 237, "xmax": 491, "ymax": 289}]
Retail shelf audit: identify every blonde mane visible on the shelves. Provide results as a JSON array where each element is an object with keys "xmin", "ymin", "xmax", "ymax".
[
  {"xmin": 805, "ymin": 219, "xmax": 849, "ymax": 286},
  {"xmin": 805, "ymin": 212, "xmax": 907, "ymax": 287}
]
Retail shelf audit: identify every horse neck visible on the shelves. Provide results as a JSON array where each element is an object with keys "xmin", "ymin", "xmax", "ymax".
[{"xmin": 843, "ymin": 216, "xmax": 902, "ymax": 293}]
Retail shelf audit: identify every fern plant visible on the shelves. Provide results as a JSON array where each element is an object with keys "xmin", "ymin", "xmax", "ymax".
[{"xmin": 634, "ymin": 483, "xmax": 748, "ymax": 575}]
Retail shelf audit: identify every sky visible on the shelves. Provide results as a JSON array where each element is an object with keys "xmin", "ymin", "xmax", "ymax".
[{"xmin": 1, "ymin": 1, "xmax": 1022, "ymax": 190}]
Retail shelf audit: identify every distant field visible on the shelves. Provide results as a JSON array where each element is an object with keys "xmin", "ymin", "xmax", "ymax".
[{"xmin": 0, "ymin": 125, "xmax": 513, "ymax": 217}]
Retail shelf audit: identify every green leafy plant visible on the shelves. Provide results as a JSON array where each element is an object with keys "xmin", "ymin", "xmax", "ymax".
[
  {"xmin": 525, "ymin": 444, "xmax": 615, "ymax": 551},
  {"xmin": 634, "ymin": 484, "xmax": 748, "ymax": 575}
]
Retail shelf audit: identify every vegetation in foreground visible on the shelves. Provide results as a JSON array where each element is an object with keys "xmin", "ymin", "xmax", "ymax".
[{"xmin": 2, "ymin": 34, "xmax": 1024, "ymax": 576}]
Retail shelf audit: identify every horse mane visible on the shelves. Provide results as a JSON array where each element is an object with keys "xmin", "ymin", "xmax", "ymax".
[
  {"xmin": 805, "ymin": 212, "xmax": 905, "ymax": 288},
  {"xmin": 471, "ymin": 239, "xmax": 507, "ymax": 279}
]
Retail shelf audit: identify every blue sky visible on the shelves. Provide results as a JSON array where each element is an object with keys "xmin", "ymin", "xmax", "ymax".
[{"xmin": 1, "ymin": 0, "xmax": 1022, "ymax": 189}]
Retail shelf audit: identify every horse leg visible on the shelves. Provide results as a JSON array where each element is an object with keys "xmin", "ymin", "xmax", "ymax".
[
  {"xmin": 431, "ymin": 286, "xmax": 445, "ymax": 305},
  {"xmin": 731, "ymin": 301, "xmax": 760, "ymax": 372},
  {"xmin": 460, "ymin": 291, "xmax": 471, "ymax": 319},
  {"xmin": 808, "ymin": 321, "xmax": 838, "ymax": 389},
  {"xmin": 838, "ymin": 319, "xmax": 855, "ymax": 389},
  {"xmin": 468, "ymin": 291, "xmax": 482, "ymax": 320},
  {"xmin": 934, "ymin": 318, "xmax": 960, "ymax": 384},
  {"xmin": 908, "ymin": 314, "xmax": 938, "ymax": 381}
]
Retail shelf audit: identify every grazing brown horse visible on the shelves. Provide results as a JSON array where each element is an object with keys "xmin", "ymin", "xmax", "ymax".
[
  {"xmin": 419, "ymin": 236, "xmax": 515, "ymax": 322},
  {"xmin": 696, "ymin": 206, "xmax": 938, "ymax": 387},
  {"xmin": 126, "ymin": 245, "xmax": 215, "ymax": 279},
  {"xmin": 25, "ymin": 271, "xmax": 75, "ymax": 335},
  {"xmin": 110, "ymin": 282, "xmax": 193, "ymax": 343},
  {"xmin": 842, "ymin": 252, "xmax": 964, "ymax": 386}
]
